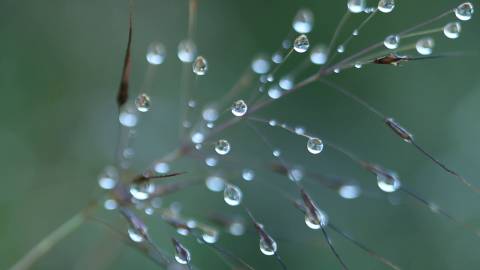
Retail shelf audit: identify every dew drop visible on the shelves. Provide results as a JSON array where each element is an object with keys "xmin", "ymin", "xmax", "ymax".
[
  {"xmin": 146, "ymin": 42, "xmax": 166, "ymax": 65},
  {"xmin": 268, "ymin": 87, "xmax": 282, "ymax": 99},
  {"xmin": 206, "ymin": 176, "xmax": 225, "ymax": 192},
  {"xmin": 288, "ymin": 166, "xmax": 304, "ymax": 182},
  {"xmin": 443, "ymin": 22, "xmax": 462, "ymax": 39},
  {"xmin": 215, "ymin": 139, "xmax": 231, "ymax": 155},
  {"xmin": 229, "ymin": 220, "xmax": 245, "ymax": 236},
  {"xmin": 305, "ymin": 208, "xmax": 329, "ymax": 229},
  {"xmin": 202, "ymin": 228, "xmax": 219, "ymax": 244},
  {"xmin": 119, "ymin": 105, "xmax": 138, "ymax": 127},
  {"xmin": 336, "ymin": 44, "xmax": 345, "ymax": 53},
  {"xmin": 293, "ymin": 34, "xmax": 310, "ymax": 53},
  {"xmin": 191, "ymin": 131, "xmax": 205, "ymax": 144},
  {"xmin": 338, "ymin": 184, "xmax": 361, "ymax": 199},
  {"xmin": 348, "ymin": 0, "xmax": 366, "ymax": 13},
  {"xmin": 242, "ymin": 169, "xmax": 255, "ymax": 181},
  {"xmin": 173, "ymin": 240, "xmax": 191, "ymax": 265},
  {"xmin": 205, "ymin": 156, "xmax": 218, "ymax": 167},
  {"xmin": 416, "ymin": 37, "xmax": 435, "ymax": 55},
  {"xmin": 103, "ymin": 198, "xmax": 118, "ymax": 210},
  {"xmin": 352, "ymin": 29, "xmax": 359, "ymax": 36},
  {"xmin": 203, "ymin": 106, "xmax": 219, "ymax": 122},
  {"xmin": 259, "ymin": 237, "xmax": 278, "ymax": 256},
  {"xmin": 130, "ymin": 182, "xmax": 155, "ymax": 200},
  {"xmin": 272, "ymin": 149, "xmax": 281, "ymax": 157},
  {"xmin": 307, "ymin": 137, "xmax": 324, "ymax": 154},
  {"xmin": 292, "ymin": 8, "xmax": 314, "ymax": 34},
  {"xmin": 384, "ymin": 34, "xmax": 400, "ymax": 49},
  {"xmin": 354, "ymin": 63, "xmax": 363, "ymax": 69},
  {"xmin": 279, "ymin": 75, "xmax": 294, "ymax": 90},
  {"xmin": 154, "ymin": 162, "xmax": 170, "ymax": 174},
  {"xmin": 135, "ymin": 93, "xmax": 151, "ymax": 112},
  {"xmin": 271, "ymin": 52, "xmax": 283, "ymax": 64},
  {"xmin": 224, "ymin": 184, "xmax": 242, "ymax": 206},
  {"xmin": 231, "ymin": 99, "xmax": 248, "ymax": 116},
  {"xmin": 193, "ymin": 56, "xmax": 208, "ymax": 75},
  {"xmin": 310, "ymin": 44, "xmax": 328, "ymax": 65},
  {"xmin": 269, "ymin": 119, "xmax": 277, "ymax": 126},
  {"xmin": 333, "ymin": 68, "xmax": 341, "ymax": 74},
  {"xmin": 177, "ymin": 39, "xmax": 197, "ymax": 63},
  {"xmin": 455, "ymin": 2, "xmax": 474, "ymax": 21},
  {"xmin": 128, "ymin": 228, "xmax": 144, "ymax": 242},
  {"xmin": 378, "ymin": 0, "xmax": 395, "ymax": 13},
  {"xmin": 251, "ymin": 55, "xmax": 271, "ymax": 74},
  {"xmin": 377, "ymin": 170, "xmax": 401, "ymax": 192},
  {"xmin": 295, "ymin": 126, "xmax": 306, "ymax": 135},
  {"xmin": 98, "ymin": 166, "xmax": 118, "ymax": 190}
]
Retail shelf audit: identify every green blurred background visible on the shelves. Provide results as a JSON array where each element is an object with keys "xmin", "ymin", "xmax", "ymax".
[{"xmin": 1, "ymin": 0, "xmax": 480, "ymax": 269}]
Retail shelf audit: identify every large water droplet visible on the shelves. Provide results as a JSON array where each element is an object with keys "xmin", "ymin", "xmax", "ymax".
[
  {"xmin": 251, "ymin": 55, "xmax": 271, "ymax": 74},
  {"xmin": 384, "ymin": 34, "xmax": 400, "ymax": 49},
  {"xmin": 177, "ymin": 39, "xmax": 197, "ymax": 63},
  {"xmin": 416, "ymin": 37, "xmax": 435, "ymax": 55},
  {"xmin": 307, "ymin": 137, "xmax": 324, "ymax": 154},
  {"xmin": 377, "ymin": 170, "xmax": 401, "ymax": 192},
  {"xmin": 173, "ymin": 240, "xmax": 191, "ymax": 265},
  {"xmin": 146, "ymin": 42, "xmax": 166, "ymax": 65},
  {"xmin": 259, "ymin": 237, "xmax": 278, "ymax": 256},
  {"xmin": 224, "ymin": 184, "xmax": 242, "ymax": 206},
  {"xmin": 378, "ymin": 0, "xmax": 395, "ymax": 13},
  {"xmin": 193, "ymin": 56, "xmax": 208, "ymax": 75},
  {"xmin": 348, "ymin": 0, "xmax": 366, "ymax": 13},
  {"xmin": 455, "ymin": 2, "xmax": 474, "ymax": 21},
  {"xmin": 231, "ymin": 100, "xmax": 248, "ymax": 116},
  {"xmin": 293, "ymin": 34, "xmax": 310, "ymax": 53},
  {"xmin": 292, "ymin": 8, "xmax": 314, "ymax": 34},
  {"xmin": 135, "ymin": 93, "xmax": 151, "ymax": 112},
  {"xmin": 310, "ymin": 45, "xmax": 328, "ymax": 65},
  {"xmin": 215, "ymin": 139, "xmax": 231, "ymax": 155},
  {"xmin": 206, "ymin": 176, "xmax": 225, "ymax": 192},
  {"xmin": 443, "ymin": 22, "xmax": 462, "ymax": 39},
  {"xmin": 98, "ymin": 166, "xmax": 118, "ymax": 190}
]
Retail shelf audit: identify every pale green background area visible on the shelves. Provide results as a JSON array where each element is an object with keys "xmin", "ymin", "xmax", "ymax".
[{"xmin": 1, "ymin": 0, "xmax": 480, "ymax": 269}]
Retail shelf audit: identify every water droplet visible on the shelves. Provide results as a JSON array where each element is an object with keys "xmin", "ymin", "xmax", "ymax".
[
  {"xmin": 348, "ymin": 0, "xmax": 366, "ymax": 13},
  {"xmin": 146, "ymin": 42, "xmax": 166, "ymax": 65},
  {"xmin": 187, "ymin": 100, "xmax": 196, "ymax": 108},
  {"xmin": 377, "ymin": 170, "xmax": 401, "ymax": 192},
  {"xmin": 338, "ymin": 184, "xmax": 361, "ymax": 199},
  {"xmin": 119, "ymin": 105, "xmax": 138, "ymax": 127},
  {"xmin": 307, "ymin": 137, "xmax": 324, "ymax": 154},
  {"xmin": 354, "ymin": 63, "xmax": 363, "ymax": 69},
  {"xmin": 154, "ymin": 162, "xmax": 170, "ymax": 174},
  {"xmin": 310, "ymin": 44, "xmax": 328, "ymax": 65},
  {"xmin": 191, "ymin": 131, "xmax": 205, "ymax": 144},
  {"xmin": 215, "ymin": 139, "xmax": 231, "ymax": 155},
  {"xmin": 173, "ymin": 240, "xmax": 191, "ymax": 265},
  {"xmin": 177, "ymin": 39, "xmax": 197, "ymax": 63},
  {"xmin": 268, "ymin": 87, "xmax": 282, "ymax": 99},
  {"xmin": 378, "ymin": 0, "xmax": 395, "ymax": 13},
  {"xmin": 135, "ymin": 93, "xmax": 151, "ymax": 112},
  {"xmin": 266, "ymin": 74, "xmax": 274, "ymax": 82},
  {"xmin": 205, "ymin": 156, "xmax": 218, "ymax": 167},
  {"xmin": 231, "ymin": 100, "xmax": 248, "ymax": 116},
  {"xmin": 251, "ymin": 55, "xmax": 271, "ymax": 74},
  {"xmin": 293, "ymin": 34, "xmax": 310, "ymax": 53},
  {"xmin": 98, "ymin": 166, "xmax": 118, "ymax": 190},
  {"xmin": 145, "ymin": 207, "xmax": 154, "ymax": 215},
  {"xmin": 295, "ymin": 126, "xmax": 306, "ymax": 135},
  {"xmin": 242, "ymin": 169, "xmax": 255, "ymax": 181},
  {"xmin": 305, "ymin": 208, "xmax": 329, "ymax": 229},
  {"xmin": 202, "ymin": 106, "xmax": 219, "ymax": 122},
  {"xmin": 282, "ymin": 39, "xmax": 292, "ymax": 49},
  {"xmin": 229, "ymin": 220, "xmax": 245, "ymax": 236},
  {"xmin": 206, "ymin": 176, "xmax": 225, "ymax": 192},
  {"xmin": 202, "ymin": 228, "xmax": 219, "ymax": 244},
  {"xmin": 271, "ymin": 52, "xmax": 283, "ymax": 64},
  {"xmin": 128, "ymin": 228, "xmax": 144, "ymax": 242},
  {"xmin": 206, "ymin": 122, "xmax": 214, "ymax": 128},
  {"xmin": 272, "ymin": 149, "xmax": 281, "ymax": 157},
  {"xmin": 333, "ymin": 68, "xmax": 341, "ymax": 74},
  {"xmin": 224, "ymin": 184, "xmax": 242, "ymax": 206},
  {"xmin": 269, "ymin": 119, "xmax": 277, "ymax": 126},
  {"xmin": 193, "ymin": 56, "xmax": 208, "ymax": 75},
  {"xmin": 292, "ymin": 8, "xmax": 314, "ymax": 34},
  {"xmin": 288, "ymin": 166, "xmax": 304, "ymax": 182},
  {"xmin": 103, "ymin": 198, "xmax": 118, "ymax": 210},
  {"xmin": 336, "ymin": 44, "xmax": 345, "ymax": 53},
  {"xmin": 352, "ymin": 29, "xmax": 359, "ymax": 36},
  {"xmin": 384, "ymin": 34, "xmax": 400, "ymax": 49},
  {"xmin": 416, "ymin": 37, "xmax": 435, "ymax": 55},
  {"xmin": 130, "ymin": 182, "xmax": 155, "ymax": 200},
  {"xmin": 259, "ymin": 237, "xmax": 278, "ymax": 256},
  {"xmin": 455, "ymin": 2, "xmax": 474, "ymax": 21},
  {"xmin": 443, "ymin": 22, "xmax": 462, "ymax": 39},
  {"xmin": 279, "ymin": 75, "xmax": 294, "ymax": 90}
]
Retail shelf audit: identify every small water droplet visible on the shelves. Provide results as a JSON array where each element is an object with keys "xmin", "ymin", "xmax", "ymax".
[
  {"xmin": 455, "ymin": 2, "xmax": 474, "ymax": 21},
  {"xmin": 154, "ymin": 162, "xmax": 170, "ymax": 174},
  {"xmin": 231, "ymin": 100, "xmax": 248, "ymax": 116},
  {"xmin": 130, "ymin": 182, "xmax": 155, "ymax": 200},
  {"xmin": 119, "ymin": 105, "xmax": 138, "ymax": 127},
  {"xmin": 251, "ymin": 55, "xmax": 271, "ymax": 74},
  {"xmin": 271, "ymin": 52, "xmax": 283, "ymax": 64},
  {"xmin": 177, "ymin": 39, "xmax": 197, "ymax": 63},
  {"xmin": 229, "ymin": 220, "xmax": 245, "ymax": 236},
  {"xmin": 205, "ymin": 156, "xmax": 218, "ymax": 167},
  {"xmin": 378, "ymin": 0, "xmax": 395, "ymax": 13},
  {"xmin": 202, "ymin": 228, "xmax": 219, "ymax": 244},
  {"xmin": 288, "ymin": 166, "xmax": 304, "ymax": 182},
  {"xmin": 305, "ymin": 208, "xmax": 329, "ymax": 229},
  {"xmin": 103, "ymin": 198, "xmax": 118, "ymax": 210},
  {"xmin": 146, "ymin": 42, "xmax": 166, "ymax": 65},
  {"xmin": 348, "ymin": 0, "xmax": 366, "ymax": 13},
  {"xmin": 384, "ymin": 34, "xmax": 400, "ymax": 49},
  {"xmin": 377, "ymin": 170, "xmax": 401, "ymax": 192},
  {"xmin": 338, "ymin": 184, "xmax": 361, "ymax": 199},
  {"xmin": 193, "ymin": 56, "xmax": 208, "ymax": 75},
  {"xmin": 215, "ymin": 139, "xmax": 231, "ymax": 155},
  {"xmin": 191, "ymin": 131, "xmax": 205, "ymax": 144},
  {"xmin": 307, "ymin": 137, "xmax": 324, "ymax": 154},
  {"xmin": 224, "ymin": 184, "xmax": 242, "ymax": 206},
  {"xmin": 269, "ymin": 119, "xmax": 277, "ymax": 126},
  {"xmin": 202, "ymin": 106, "xmax": 219, "ymax": 122},
  {"xmin": 259, "ymin": 237, "xmax": 278, "ymax": 256},
  {"xmin": 98, "ymin": 166, "xmax": 118, "ymax": 190},
  {"xmin": 292, "ymin": 8, "xmax": 314, "ymax": 34},
  {"xmin": 279, "ymin": 75, "xmax": 294, "ymax": 90},
  {"xmin": 354, "ymin": 63, "xmax": 363, "ymax": 69},
  {"xmin": 333, "ymin": 68, "xmax": 341, "ymax": 74},
  {"xmin": 295, "ymin": 126, "xmax": 306, "ymax": 135},
  {"xmin": 272, "ymin": 149, "xmax": 281, "ymax": 157},
  {"xmin": 443, "ymin": 22, "xmax": 462, "ymax": 39},
  {"xmin": 336, "ymin": 44, "xmax": 345, "ymax": 53},
  {"xmin": 135, "ymin": 93, "xmax": 151, "ymax": 112},
  {"xmin": 242, "ymin": 169, "xmax": 255, "ymax": 181},
  {"xmin": 352, "ymin": 29, "xmax": 359, "ymax": 36},
  {"xmin": 293, "ymin": 34, "xmax": 310, "ymax": 53},
  {"xmin": 416, "ymin": 37, "xmax": 435, "ymax": 55},
  {"xmin": 310, "ymin": 44, "xmax": 328, "ymax": 65},
  {"xmin": 268, "ymin": 87, "xmax": 282, "ymax": 99},
  {"xmin": 128, "ymin": 228, "xmax": 145, "ymax": 242},
  {"xmin": 206, "ymin": 175, "xmax": 225, "ymax": 192},
  {"xmin": 173, "ymin": 239, "xmax": 191, "ymax": 265},
  {"xmin": 187, "ymin": 100, "xmax": 196, "ymax": 108}
]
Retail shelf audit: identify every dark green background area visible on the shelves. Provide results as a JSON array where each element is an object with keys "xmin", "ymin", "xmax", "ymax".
[{"xmin": 1, "ymin": 0, "xmax": 480, "ymax": 269}]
